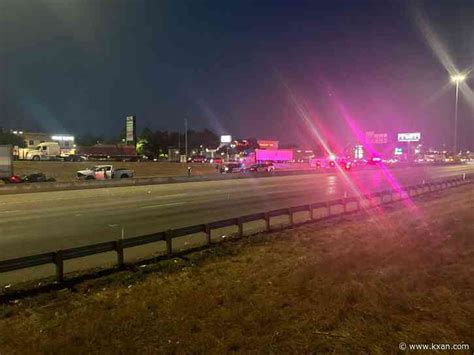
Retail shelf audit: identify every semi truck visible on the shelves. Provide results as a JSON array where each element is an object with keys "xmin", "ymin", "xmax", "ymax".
[
  {"xmin": 66, "ymin": 144, "xmax": 138, "ymax": 162},
  {"xmin": 23, "ymin": 142, "xmax": 67, "ymax": 161},
  {"xmin": 21, "ymin": 142, "xmax": 138, "ymax": 161}
]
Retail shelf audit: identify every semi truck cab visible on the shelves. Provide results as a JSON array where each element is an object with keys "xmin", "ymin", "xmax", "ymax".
[{"xmin": 26, "ymin": 142, "xmax": 61, "ymax": 160}]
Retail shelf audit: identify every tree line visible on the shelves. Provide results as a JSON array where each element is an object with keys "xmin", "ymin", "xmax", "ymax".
[{"xmin": 0, "ymin": 129, "xmax": 26, "ymax": 147}]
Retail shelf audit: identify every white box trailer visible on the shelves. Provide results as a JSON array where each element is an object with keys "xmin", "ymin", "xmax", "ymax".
[{"xmin": 0, "ymin": 145, "xmax": 13, "ymax": 180}]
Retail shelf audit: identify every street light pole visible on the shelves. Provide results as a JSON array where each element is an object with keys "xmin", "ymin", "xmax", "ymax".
[
  {"xmin": 451, "ymin": 74, "xmax": 466, "ymax": 155},
  {"xmin": 453, "ymin": 79, "xmax": 459, "ymax": 155}
]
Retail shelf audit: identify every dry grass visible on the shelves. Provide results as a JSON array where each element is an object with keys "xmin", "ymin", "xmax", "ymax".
[
  {"xmin": 0, "ymin": 186, "xmax": 473, "ymax": 353},
  {"xmin": 12, "ymin": 161, "xmax": 216, "ymax": 182}
]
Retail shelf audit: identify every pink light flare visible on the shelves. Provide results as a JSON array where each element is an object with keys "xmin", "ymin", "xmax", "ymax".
[{"xmin": 327, "ymin": 92, "xmax": 429, "ymax": 227}]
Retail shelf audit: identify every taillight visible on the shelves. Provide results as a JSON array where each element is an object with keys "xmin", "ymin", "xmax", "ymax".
[{"xmin": 9, "ymin": 175, "xmax": 21, "ymax": 183}]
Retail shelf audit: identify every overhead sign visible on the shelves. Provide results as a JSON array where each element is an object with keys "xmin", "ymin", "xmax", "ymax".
[
  {"xmin": 126, "ymin": 116, "xmax": 136, "ymax": 143},
  {"xmin": 365, "ymin": 131, "xmax": 388, "ymax": 144},
  {"xmin": 394, "ymin": 147, "xmax": 403, "ymax": 155},
  {"xmin": 220, "ymin": 135, "xmax": 232, "ymax": 143},
  {"xmin": 398, "ymin": 132, "xmax": 420, "ymax": 142},
  {"xmin": 0, "ymin": 145, "xmax": 13, "ymax": 178}
]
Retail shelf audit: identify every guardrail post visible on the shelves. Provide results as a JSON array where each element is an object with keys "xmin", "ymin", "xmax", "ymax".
[
  {"xmin": 165, "ymin": 230, "xmax": 173, "ymax": 256},
  {"xmin": 288, "ymin": 208, "xmax": 294, "ymax": 225},
  {"xmin": 237, "ymin": 218, "xmax": 244, "ymax": 237},
  {"xmin": 115, "ymin": 239, "xmax": 124, "ymax": 268},
  {"xmin": 204, "ymin": 224, "xmax": 211, "ymax": 245},
  {"xmin": 387, "ymin": 191, "xmax": 393, "ymax": 203},
  {"xmin": 309, "ymin": 205, "xmax": 315, "ymax": 220},
  {"xmin": 264, "ymin": 212, "xmax": 271, "ymax": 231},
  {"xmin": 54, "ymin": 250, "xmax": 64, "ymax": 284}
]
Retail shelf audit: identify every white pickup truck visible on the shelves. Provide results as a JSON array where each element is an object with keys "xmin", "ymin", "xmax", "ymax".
[{"xmin": 76, "ymin": 165, "xmax": 134, "ymax": 180}]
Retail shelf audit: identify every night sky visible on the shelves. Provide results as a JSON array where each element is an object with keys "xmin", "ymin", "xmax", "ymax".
[{"xmin": 1, "ymin": 0, "xmax": 473, "ymax": 149}]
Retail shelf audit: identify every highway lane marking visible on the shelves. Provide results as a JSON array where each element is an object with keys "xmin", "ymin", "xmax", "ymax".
[{"xmin": 139, "ymin": 202, "xmax": 187, "ymax": 209}]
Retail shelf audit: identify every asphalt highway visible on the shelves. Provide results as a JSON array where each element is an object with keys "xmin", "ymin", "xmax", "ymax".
[{"xmin": 0, "ymin": 164, "xmax": 472, "ymax": 284}]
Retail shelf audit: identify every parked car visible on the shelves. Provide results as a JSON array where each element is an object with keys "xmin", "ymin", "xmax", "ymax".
[
  {"xmin": 247, "ymin": 163, "xmax": 275, "ymax": 173},
  {"xmin": 77, "ymin": 165, "xmax": 134, "ymax": 180},
  {"xmin": 208, "ymin": 157, "xmax": 223, "ymax": 164},
  {"xmin": 336, "ymin": 159, "xmax": 352, "ymax": 170},
  {"xmin": 367, "ymin": 157, "xmax": 383, "ymax": 165},
  {"xmin": 220, "ymin": 162, "xmax": 244, "ymax": 173}
]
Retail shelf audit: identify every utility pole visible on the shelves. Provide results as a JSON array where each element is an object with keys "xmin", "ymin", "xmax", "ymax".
[{"xmin": 185, "ymin": 119, "xmax": 188, "ymax": 158}]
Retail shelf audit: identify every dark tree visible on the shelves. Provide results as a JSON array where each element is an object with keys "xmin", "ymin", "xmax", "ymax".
[
  {"xmin": 76, "ymin": 134, "xmax": 104, "ymax": 146},
  {"xmin": 280, "ymin": 143, "xmax": 299, "ymax": 149},
  {"xmin": 0, "ymin": 130, "xmax": 26, "ymax": 147},
  {"xmin": 246, "ymin": 137, "xmax": 260, "ymax": 150}
]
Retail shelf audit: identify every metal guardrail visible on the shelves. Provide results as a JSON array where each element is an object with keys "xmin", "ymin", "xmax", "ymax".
[{"xmin": 0, "ymin": 175, "xmax": 472, "ymax": 285}]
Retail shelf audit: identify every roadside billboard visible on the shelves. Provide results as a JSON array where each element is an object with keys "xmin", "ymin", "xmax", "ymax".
[
  {"xmin": 220, "ymin": 135, "xmax": 232, "ymax": 143},
  {"xmin": 398, "ymin": 132, "xmax": 421, "ymax": 142},
  {"xmin": 0, "ymin": 145, "xmax": 13, "ymax": 178}
]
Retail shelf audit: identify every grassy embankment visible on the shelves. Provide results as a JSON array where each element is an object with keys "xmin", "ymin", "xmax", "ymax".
[
  {"xmin": 0, "ymin": 185, "xmax": 473, "ymax": 353},
  {"xmin": 10, "ymin": 161, "xmax": 216, "ymax": 182}
]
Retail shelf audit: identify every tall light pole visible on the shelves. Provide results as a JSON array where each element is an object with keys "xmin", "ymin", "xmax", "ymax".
[
  {"xmin": 184, "ymin": 119, "xmax": 188, "ymax": 158},
  {"xmin": 450, "ymin": 74, "xmax": 466, "ymax": 154}
]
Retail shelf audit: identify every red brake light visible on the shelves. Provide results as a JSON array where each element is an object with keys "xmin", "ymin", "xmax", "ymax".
[{"xmin": 9, "ymin": 175, "xmax": 21, "ymax": 183}]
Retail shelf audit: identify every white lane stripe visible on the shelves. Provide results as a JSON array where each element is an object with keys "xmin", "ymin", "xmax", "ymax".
[
  {"xmin": 0, "ymin": 210, "xmax": 21, "ymax": 214},
  {"xmin": 139, "ymin": 202, "xmax": 187, "ymax": 209}
]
